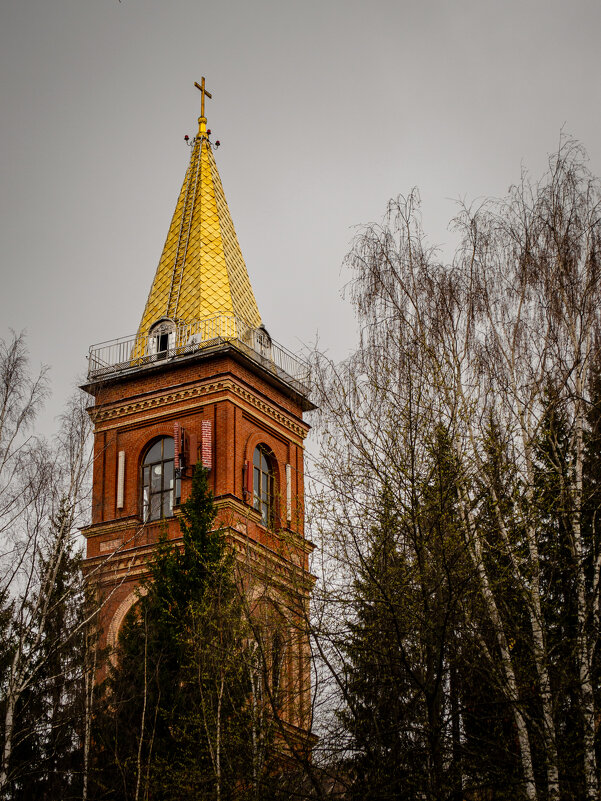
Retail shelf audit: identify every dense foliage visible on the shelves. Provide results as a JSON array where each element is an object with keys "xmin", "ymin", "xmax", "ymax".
[
  {"xmin": 90, "ymin": 465, "xmax": 271, "ymax": 801},
  {"xmin": 310, "ymin": 141, "xmax": 601, "ymax": 800}
]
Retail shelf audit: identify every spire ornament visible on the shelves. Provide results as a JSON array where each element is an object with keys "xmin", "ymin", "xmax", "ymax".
[
  {"xmin": 194, "ymin": 77, "xmax": 212, "ymax": 119},
  {"xmin": 135, "ymin": 80, "xmax": 261, "ymax": 338}
]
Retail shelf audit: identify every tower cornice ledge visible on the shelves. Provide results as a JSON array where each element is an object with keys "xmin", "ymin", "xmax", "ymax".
[
  {"xmin": 85, "ymin": 375, "xmax": 310, "ymax": 442},
  {"xmin": 83, "ymin": 318, "xmax": 315, "ymax": 412}
]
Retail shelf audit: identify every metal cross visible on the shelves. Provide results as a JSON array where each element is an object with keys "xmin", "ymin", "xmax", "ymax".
[{"xmin": 194, "ymin": 77, "xmax": 212, "ymax": 118}]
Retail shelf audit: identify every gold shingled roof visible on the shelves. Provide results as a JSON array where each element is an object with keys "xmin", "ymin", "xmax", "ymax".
[{"xmin": 137, "ymin": 114, "xmax": 261, "ymax": 338}]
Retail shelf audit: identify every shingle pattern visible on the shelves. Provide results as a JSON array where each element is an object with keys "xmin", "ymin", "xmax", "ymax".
[{"xmin": 136, "ymin": 119, "xmax": 262, "ymax": 338}]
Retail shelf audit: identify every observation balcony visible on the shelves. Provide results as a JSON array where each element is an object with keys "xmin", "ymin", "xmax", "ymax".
[{"xmin": 86, "ymin": 314, "xmax": 311, "ymax": 400}]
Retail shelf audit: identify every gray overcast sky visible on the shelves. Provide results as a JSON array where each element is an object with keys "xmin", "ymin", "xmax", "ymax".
[{"xmin": 1, "ymin": 0, "xmax": 600, "ymax": 434}]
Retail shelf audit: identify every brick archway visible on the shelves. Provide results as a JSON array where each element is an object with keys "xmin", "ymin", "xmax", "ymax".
[{"xmin": 106, "ymin": 586, "xmax": 149, "ymax": 661}]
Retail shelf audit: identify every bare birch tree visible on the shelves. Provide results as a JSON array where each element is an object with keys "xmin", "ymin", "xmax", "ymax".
[
  {"xmin": 309, "ymin": 140, "xmax": 601, "ymax": 801},
  {"xmin": 0, "ymin": 333, "xmax": 93, "ymax": 798}
]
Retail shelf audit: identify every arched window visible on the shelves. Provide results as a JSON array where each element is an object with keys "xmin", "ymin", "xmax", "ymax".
[
  {"xmin": 148, "ymin": 318, "xmax": 176, "ymax": 359},
  {"xmin": 253, "ymin": 445, "xmax": 274, "ymax": 526},
  {"xmin": 141, "ymin": 437, "xmax": 177, "ymax": 521},
  {"xmin": 256, "ymin": 324, "xmax": 272, "ymax": 360}
]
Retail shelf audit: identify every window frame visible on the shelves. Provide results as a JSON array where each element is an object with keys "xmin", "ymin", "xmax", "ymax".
[
  {"xmin": 140, "ymin": 436, "xmax": 179, "ymax": 522},
  {"xmin": 253, "ymin": 445, "xmax": 275, "ymax": 527},
  {"xmin": 148, "ymin": 318, "xmax": 176, "ymax": 359}
]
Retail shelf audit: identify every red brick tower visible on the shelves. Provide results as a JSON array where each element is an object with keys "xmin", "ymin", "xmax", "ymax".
[{"xmin": 82, "ymin": 81, "xmax": 315, "ymax": 748}]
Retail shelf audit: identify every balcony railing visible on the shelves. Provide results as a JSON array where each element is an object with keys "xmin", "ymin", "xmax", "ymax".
[{"xmin": 86, "ymin": 314, "xmax": 311, "ymax": 397}]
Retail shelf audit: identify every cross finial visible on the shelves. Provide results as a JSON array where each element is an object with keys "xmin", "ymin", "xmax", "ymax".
[{"xmin": 194, "ymin": 77, "xmax": 212, "ymax": 119}]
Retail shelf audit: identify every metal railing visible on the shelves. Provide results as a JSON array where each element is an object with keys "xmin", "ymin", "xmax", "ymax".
[{"xmin": 87, "ymin": 314, "xmax": 311, "ymax": 396}]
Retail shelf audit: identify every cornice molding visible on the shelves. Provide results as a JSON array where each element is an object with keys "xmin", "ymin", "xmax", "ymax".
[
  {"xmin": 85, "ymin": 525, "xmax": 316, "ymax": 595},
  {"xmin": 90, "ymin": 377, "xmax": 309, "ymax": 439}
]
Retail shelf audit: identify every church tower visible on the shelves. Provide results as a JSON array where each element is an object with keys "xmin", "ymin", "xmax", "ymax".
[{"xmin": 82, "ymin": 81, "xmax": 315, "ymax": 753}]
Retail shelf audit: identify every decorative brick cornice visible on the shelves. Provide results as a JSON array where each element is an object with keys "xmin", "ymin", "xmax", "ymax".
[
  {"xmin": 214, "ymin": 495, "xmax": 315, "ymax": 556},
  {"xmin": 81, "ymin": 515, "xmax": 146, "ymax": 540},
  {"xmin": 230, "ymin": 382, "xmax": 308, "ymax": 438},
  {"xmin": 90, "ymin": 377, "xmax": 309, "ymax": 439},
  {"xmin": 84, "ymin": 526, "xmax": 315, "ymax": 595},
  {"xmin": 89, "ymin": 380, "xmax": 226, "ymax": 423}
]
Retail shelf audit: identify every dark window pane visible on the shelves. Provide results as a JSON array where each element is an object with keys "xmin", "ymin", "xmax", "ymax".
[
  {"xmin": 252, "ymin": 446, "xmax": 276, "ymax": 526},
  {"xmin": 142, "ymin": 438, "xmax": 178, "ymax": 521},
  {"xmin": 150, "ymin": 494, "xmax": 161, "ymax": 521},
  {"xmin": 151, "ymin": 464, "xmax": 162, "ymax": 492},
  {"xmin": 163, "ymin": 491, "xmax": 173, "ymax": 518},
  {"xmin": 144, "ymin": 441, "xmax": 162, "ymax": 465}
]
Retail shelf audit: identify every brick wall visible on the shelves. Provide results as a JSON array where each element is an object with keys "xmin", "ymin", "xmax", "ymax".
[{"xmin": 83, "ymin": 345, "xmax": 314, "ymax": 731}]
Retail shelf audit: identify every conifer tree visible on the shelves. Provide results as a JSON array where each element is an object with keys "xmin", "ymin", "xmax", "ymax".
[
  {"xmin": 461, "ymin": 419, "xmax": 538, "ymax": 798},
  {"xmin": 91, "ymin": 465, "xmax": 265, "ymax": 801},
  {"xmin": 341, "ymin": 429, "xmax": 470, "ymax": 801},
  {"xmin": 532, "ymin": 395, "xmax": 584, "ymax": 798},
  {"xmin": 3, "ymin": 500, "xmax": 86, "ymax": 801}
]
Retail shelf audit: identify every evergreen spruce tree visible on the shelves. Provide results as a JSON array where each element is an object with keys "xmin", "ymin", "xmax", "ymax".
[
  {"xmin": 342, "ymin": 491, "xmax": 423, "ymax": 801},
  {"xmin": 5, "ymin": 500, "xmax": 86, "ymax": 801},
  {"xmin": 582, "ymin": 357, "xmax": 601, "ymax": 798},
  {"xmin": 342, "ymin": 428, "xmax": 470, "ymax": 801},
  {"xmin": 461, "ymin": 420, "xmax": 534, "ymax": 798},
  {"xmin": 463, "ymin": 395, "xmax": 592, "ymax": 799},
  {"xmin": 91, "ymin": 465, "xmax": 265, "ymax": 801},
  {"xmin": 0, "ymin": 589, "xmax": 14, "ymax": 708},
  {"xmin": 533, "ymin": 394, "xmax": 584, "ymax": 799}
]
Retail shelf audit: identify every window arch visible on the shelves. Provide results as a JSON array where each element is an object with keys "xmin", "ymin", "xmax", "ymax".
[
  {"xmin": 148, "ymin": 318, "xmax": 176, "ymax": 358},
  {"xmin": 253, "ymin": 445, "xmax": 275, "ymax": 526},
  {"xmin": 141, "ymin": 437, "xmax": 178, "ymax": 522}
]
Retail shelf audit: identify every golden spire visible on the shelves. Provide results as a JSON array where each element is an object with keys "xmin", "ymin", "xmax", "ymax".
[{"xmin": 136, "ymin": 80, "xmax": 262, "ymax": 339}]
